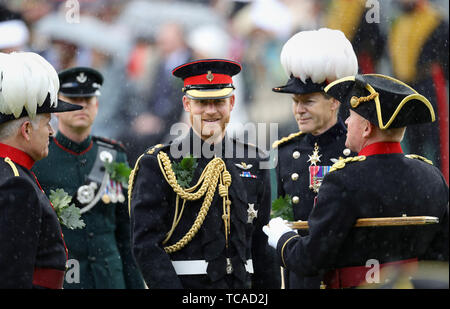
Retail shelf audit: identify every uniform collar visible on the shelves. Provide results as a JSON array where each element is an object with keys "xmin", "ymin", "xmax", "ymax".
[
  {"xmin": 179, "ymin": 128, "xmax": 233, "ymax": 159},
  {"xmin": 0, "ymin": 142, "xmax": 35, "ymax": 170},
  {"xmin": 305, "ymin": 118, "xmax": 347, "ymax": 146},
  {"xmin": 358, "ymin": 142, "xmax": 403, "ymax": 156},
  {"xmin": 54, "ymin": 131, "xmax": 93, "ymax": 155}
]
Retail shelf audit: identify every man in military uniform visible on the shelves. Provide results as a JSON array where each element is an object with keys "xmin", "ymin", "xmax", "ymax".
[
  {"xmin": 388, "ymin": 0, "xmax": 449, "ymax": 182},
  {"xmin": 264, "ymin": 74, "xmax": 449, "ymax": 289},
  {"xmin": 32, "ymin": 67, "xmax": 144, "ymax": 289},
  {"xmin": 270, "ymin": 28, "xmax": 358, "ymax": 288},
  {"xmin": 129, "ymin": 59, "xmax": 280, "ymax": 288},
  {"xmin": 0, "ymin": 52, "xmax": 82, "ymax": 288}
]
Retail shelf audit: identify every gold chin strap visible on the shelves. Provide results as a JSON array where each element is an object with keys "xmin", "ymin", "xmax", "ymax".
[{"xmin": 157, "ymin": 151, "xmax": 232, "ymax": 254}]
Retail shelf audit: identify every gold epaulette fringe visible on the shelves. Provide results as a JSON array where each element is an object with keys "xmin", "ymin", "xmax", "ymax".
[
  {"xmin": 405, "ymin": 154, "xmax": 433, "ymax": 165},
  {"xmin": 272, "ymin": 131, "xmax": 304, "ymax": 149},
  {"xmin": 329, "ymin": 155, "xmax": 366, "ymax": 172}
]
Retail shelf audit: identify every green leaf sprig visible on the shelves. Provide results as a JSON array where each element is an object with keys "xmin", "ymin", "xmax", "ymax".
[
  {"xmin": 271, "ymin": 194, "xmax": 294, "ymax": 221},
  {"xmin": 104, "ymin": 161, "xmax": 132, "ymax": 186},
  {"xmin": 49, "ymin": 189, "xmax": 86, "ymax": 230},
  {"xmin": 171, "ymin": 154, "xmax": 198, "ymax": 188}
]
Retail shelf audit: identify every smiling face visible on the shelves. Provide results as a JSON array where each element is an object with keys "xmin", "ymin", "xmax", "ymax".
[
  {"xmin": 291, "ymin": 92, "xmax": 339, "ymax": 136},
  {"xmin": 56, "ymin": 94, "xmax": 98, "ymax": 135},
  {"xmin": 183, "ymin": 95, "xmax": 235, "ymax": 142}
]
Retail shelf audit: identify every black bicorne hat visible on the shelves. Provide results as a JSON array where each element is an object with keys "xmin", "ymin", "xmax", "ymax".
[
  {"xmin": 324, "ymin": 74, "xmax": 435, "ymax": 129},
  {"xmin": 58, "ymin": 67, "xmax": 103, "ymax": 97}
]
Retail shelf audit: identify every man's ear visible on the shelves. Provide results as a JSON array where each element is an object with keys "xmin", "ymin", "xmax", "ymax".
[
  {"xmin": 362, "ymin": 120, "xmax": 374, "ymax": 139},
  {"xmin": 330, "ymin": 98, "xmax": 340, "ymax": 112},
  {"xmin": 182, "ymin": 96, "xmax": 191, "ymax": 112},
  {"xmin": 229, "ymin": 95, "xmax": 235, "ymax": 111},
  {"xmin": 20, "ymin": 121, "xmax": 32, "ymax": 141}
]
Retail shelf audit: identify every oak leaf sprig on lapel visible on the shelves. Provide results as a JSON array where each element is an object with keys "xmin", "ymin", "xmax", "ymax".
[
  {"xmin": 49, "ymin": 189, "xmax": 86, "ymax": 230},
  {"xmin": 271, "ymin": 194, "xmax": 294, "ymax": 221},
  {"xmin": 104, "ymin": 161, "xmax": 132, "ymax": 187},
  {"xmin": 171, "ymin": 154, "xmax": 198, "ymax": 188}
]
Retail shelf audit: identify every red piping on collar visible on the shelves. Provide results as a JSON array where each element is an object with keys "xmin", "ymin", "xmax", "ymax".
[{"xmin": 53, "ymin": 137, "xmax": 93, "ymax": 156}]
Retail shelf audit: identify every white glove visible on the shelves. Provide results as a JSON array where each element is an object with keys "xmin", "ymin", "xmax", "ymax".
[{"xmin": 262, "ymin": 217, "xmax": 296, "ymax": 249}]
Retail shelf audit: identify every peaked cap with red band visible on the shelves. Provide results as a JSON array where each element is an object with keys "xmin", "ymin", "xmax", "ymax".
[{"xmin": 172, "ymin": 59, "xmax": 241, "ymax": 99}]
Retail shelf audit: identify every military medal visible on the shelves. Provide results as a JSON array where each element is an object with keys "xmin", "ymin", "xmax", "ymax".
[
  {"xmin": 309, "ymin": 165, "xmax": 331, "ymax": 193},
  {"xmin": 307, "ymin": 143, "xmax": 322, "ymax": 166},
  {"xmin": 247, "ymin": 203, "xmax": 258, "ymax": 224}
]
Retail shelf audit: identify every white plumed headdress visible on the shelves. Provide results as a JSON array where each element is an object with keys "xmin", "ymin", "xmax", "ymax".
[
  {"xmin": 273, "ymin": 28, "xmax": 358, "ymax": 94},
  {"xmin": 0, "ymin": 51, "xmax": 59, "ymax": 119}
]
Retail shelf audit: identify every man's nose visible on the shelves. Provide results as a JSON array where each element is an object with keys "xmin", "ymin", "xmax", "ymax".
[
  {"xmin": 205, "ymin": 102, "xmax": 217, "ymax": 114},
  {"xmin": 295, "ymin": 103, "xmax": 306, "ymax": 113}
]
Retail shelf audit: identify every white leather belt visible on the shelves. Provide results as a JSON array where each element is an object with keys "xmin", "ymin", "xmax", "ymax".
[{"xmin": 172, "ymin": 259, "xmax": 254, "ymax": 275}]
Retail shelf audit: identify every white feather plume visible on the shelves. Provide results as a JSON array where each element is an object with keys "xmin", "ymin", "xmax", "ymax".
[
  {"xmin": 0, "ymin": 51, "xmax": 59, "ymax": 119},
  {"xmin": 280, "ymin": 28, "xmax": 358, "ymax": 84}
]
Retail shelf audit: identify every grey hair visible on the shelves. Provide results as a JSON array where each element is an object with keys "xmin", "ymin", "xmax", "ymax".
[{"xmin": 0, "ymin": 115, "xmax": 43, "ymax": 141}]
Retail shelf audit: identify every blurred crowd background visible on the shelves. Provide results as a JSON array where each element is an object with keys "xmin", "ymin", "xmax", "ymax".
[{"xmin": 0, "ymin": 0, "xmax": 448, "ymax": 182}]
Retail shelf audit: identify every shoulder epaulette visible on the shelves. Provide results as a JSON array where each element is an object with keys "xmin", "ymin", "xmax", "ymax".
[
  {"xmin": 272, "ymin": 131, "xmax": 304, "ymax": 149},
  {"xmin": 92, "ymin": 136, "xmax": 126, "ymax": 152},
  {"xmin": 405, "ymin": 154, "xmax": 433, "ymax": 165},
  {"xmin": 329, "ymin": 155, "xmax": 366, "ymax": 173},
  {"xmin": 233, "ymin": 138, "xmax": 267, "ymax": 158},
  {"xmin": 3, "ymin": 157, "xmax": 19, "ymax": 176},
  {"xmin": 128, "ymin": 144, "xmax": 166, "ymax": 215},
  {"xmin": 146, "ymin": 144, "xmax": 166, "ymax": 155}
]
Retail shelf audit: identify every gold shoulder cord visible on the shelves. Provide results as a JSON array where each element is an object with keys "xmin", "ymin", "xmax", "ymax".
[
  {"xmin": 4, "ymin": 157, "xmax": 19, "ymax": 176},
  {"xmin": 272, "ymin": 131, "xmax": 304, "ymax": 149},
  {"xmin": 329, "ymin": 155, "xmax": 366, "ymax": 172},
  {"xmin": 405, "ymin": 154, "xmax": 433, "ymax": 165},
  {"xmin": 128, "ymin": 144, "xmax": 165, "ymax": 215},
  {"xmin": 156, "ymin": 151, "xmax": 232, "ymax": 254}
]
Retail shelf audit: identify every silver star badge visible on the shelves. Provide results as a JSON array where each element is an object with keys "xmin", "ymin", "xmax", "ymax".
[
  {"xmin": 247, "ymin": 203, "xmax": 258, "ymax": 224},
  {"xmin": 307, "ymin": 143, "xmax": 322, "ymax": 166}
]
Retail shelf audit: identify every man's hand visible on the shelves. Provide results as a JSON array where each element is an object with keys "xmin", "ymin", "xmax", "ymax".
[{"xmin": 262, "ymin": 217, "xmax": 296, "ymax": 249}]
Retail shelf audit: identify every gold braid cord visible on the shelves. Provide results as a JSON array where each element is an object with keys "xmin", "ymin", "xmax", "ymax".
[
  {"xmin": 329, "ymin": 155, "xmax": 366, "ymax": 172},
  {"xmin": 272, "ymin": 131, "xmax": 304, "ymax": 149},
  {"xmin": 157, "ymin": 151, "xmax": 232, "ymax": 254},
  {"xmin": 350, "ymin": 92, "xmax": 379, "ymax": 108},
  {"xmin": 405, "ymin": 154, "xmax": 433, "ymax": 165}
]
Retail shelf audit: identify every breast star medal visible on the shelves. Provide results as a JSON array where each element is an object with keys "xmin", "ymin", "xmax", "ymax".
[
  {"xmin": 247, "ymin": 203, "xmax": 258, "ymax": 224},
  {"xmin": 307, "ymin": 143, "xmax": 322, "ymax": 166}
]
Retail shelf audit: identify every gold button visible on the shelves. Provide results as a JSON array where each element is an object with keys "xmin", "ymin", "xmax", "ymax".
[
  {"xmin": 343, "ymin": 148, "xmax": 351, "ymax": 156},
  {"xmin": 291, "ymin": 173, "xmax": 299, "ymax": 181},
  {"xmin": 292, "ymin": 196, "xmax": 300, "ymax": 204},
  {"xmin": 292, "ymin": 151, "xmax": 300, "ymax": 159}
]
